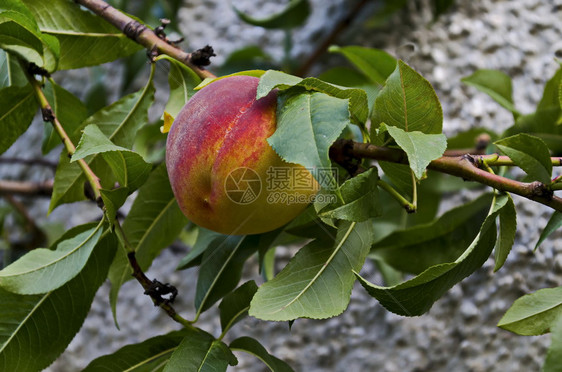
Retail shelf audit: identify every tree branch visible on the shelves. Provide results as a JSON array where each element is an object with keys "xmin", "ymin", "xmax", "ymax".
[
  {"xmin": 295, "ymin": 0, "xmax": 368, "ymax": 77},
  {"xmin": 0, "ymin": 180, "xmax": 53, "ymax": 196},
  {"xmin": 0, "ymin": 157, "xmax": 58, "ymax": 169},
  {"xmin": 74, "ymin": 0, "xmax": 216, "ymax": 80},
  {"xmin": 330, "ymin": 139, "xmax": 562, "ymax": 212}
]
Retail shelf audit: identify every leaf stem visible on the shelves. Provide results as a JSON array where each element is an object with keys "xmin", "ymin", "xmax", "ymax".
[
  {"xmin": 410, "ymin": 170, "xmax": 418, "ymax": 211},
  {"xmin": 74, "ymin": 0, "xmax": 216, "ymax": 80},
  {"xmin": 377, "ymin": 179, "xmax": 416, "ymax": 213}
]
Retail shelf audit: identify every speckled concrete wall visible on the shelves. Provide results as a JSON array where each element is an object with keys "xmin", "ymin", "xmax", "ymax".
[{"xmin": 19, "ymin": 0, "xmax": 561, "ymax": 370}]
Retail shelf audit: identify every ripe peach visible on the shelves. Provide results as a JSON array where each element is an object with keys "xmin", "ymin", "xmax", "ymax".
[{"xmin": 166, "ymin": 75, "xmax": 318, "ymax": 235}]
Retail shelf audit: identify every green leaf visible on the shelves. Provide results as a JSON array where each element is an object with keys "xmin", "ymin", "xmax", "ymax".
[
  {"xmin": 250, "ymin": 220, "xmax": 374, "ymax": 321},
  {"xmin": 71, "ymin": 124, "xmax": 151, "ymax": 191},
  {"xmin": 219, "ymin": 281, "xmax": 258, "ymax": 334},
  {"xmin": 258, "ymin": 70, "xmax": 369, "ymax": 125},
  {"xmin": 535, "ymin": 211, "xmax": 562, "ymax": 251},
  {"xmin": 370, "ymin": 193, "xmax": 492, "ymax": 274},
  {"xmin": 318, "ymin": 167, "xmax": 381, "ymax": 222},
  {"xmin": 48, "ymin": 67, "xmax": 155, "ymax": 212},
  {"xmin": 267, "ymin": 91, "xmax": 349, "ymax": 189},
  {"xmin": 371, "ymin": 60, "xmax": 443, "ymax": 136},
  {"xmin": 176, "ymin": 227, "xmax": 224, "ymax": 270},
  {"xmin": 328, "ymin": 45, "xmax": 397, "ymax": 86},
  {"xmin": 494, "ymin": 193, "xmax": 516, "ymax": 272},
  {"xmin": 83, "ymin": 330, "xmax": 190, "ymax": 371},
  {"xmin": 495, "ymin": 133, "xmax": 552, "ymax": 184},
  {"xmin": 357, "ymin": 193, "xmax": 507, "ymax": 316},
  {"xmin": 155, "ymin": 55, "xmax": 202, "ymax": 118},
  {"xmin": 0, "ymin": 220, "xmax": 103, "ymax": 294},
  {"xmin": 71, "ymin": 124, "xmax": 130, "ymax": 160},
  {"xmin": 384, "ymin": 125, "xmax": 447, "ymax": 179},
  {"xmin": 21, "ymin": 0, "xmax": 141, "ymax": 69},
  {"xmin": 0, "ymin": 232, "xmax": 117, "ymax": 371},
  {"xmin": 462, "ymin": 69, "xmax": 520, "ymax": 117},
  {"xmin": 108, "ymin": 163, "xmax": 188, "ymax": 322},
  {"xmin": 498, "ymin": 286, "xmax": 562, "ymax": 336},
  {"xmin": 317, "ymin": 66, "xmax": 380, "ymax": 115},
  {"xmin": 0, "ymin": 85, "xmax": 36, "ymax": 155},
  {"xmin": 544, "ymin": 316, "xmax": 562, "ymax": 372},
  {"xmin": 164, "ymin": 330, "xmax": 237, "ymax": 372},
  {"xmin": 42, "ymin": 79, "xmax": 88, "ymax": 154},
  {"xmin": 230, "ymin": 337, "xmax": 294, "ymax": 372},
  {"xmin": 0, "ymin": 50, "xmax": 26, "ymax": 88},
  {"xmin": 195, "ymin": 235, "xmax": 259, "ymax": 313},
  {"xmin": 233, "ymin": 0, "xmax": 310, "ymax": 29}
]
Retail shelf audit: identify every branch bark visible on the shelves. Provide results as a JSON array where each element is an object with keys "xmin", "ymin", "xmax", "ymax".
[
  {"xmin": 75, "ymin": 0, "xmax": 216, "ymax": 80},
  {"xmin": 330, "ymin": 139, "xmax": 562, "ymax": 212}
]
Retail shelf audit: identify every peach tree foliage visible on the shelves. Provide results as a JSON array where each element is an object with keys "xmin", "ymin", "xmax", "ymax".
[{"xmin": 0, "ymin": 0, "xmax": 561, "ymax": 370}]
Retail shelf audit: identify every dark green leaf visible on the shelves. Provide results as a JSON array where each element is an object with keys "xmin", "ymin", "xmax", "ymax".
[
  {"xmin": 230, "ymin": 337, "xmax": 294, "ymax": 372},
  {"xmin": 83, "ymin": 330, "xmax": 189, "ymax": 371},
  {"xmin": 21, "ymin": 0, "xmax": 141, "ymax": 69},
  {"xmin": 177, "ymin": 228, "xmax": 225, "ymax": 270},
  {"xmin": 0, "ymin": 0, "xmax": 59, "ymax": 71},
  {"xmin": 462, "ymin": 69, "xmax": 520, "ymax": 117},
  {"xmin": 0, "ymin": 85, "xmax": 36, "ymax": 155},
  {"xmin": 535, "ymin": 211, "xmax": 562, "ymax": 251},
  {"xmin": 267, "ymin": 91, "xmax": 349, "ymax": 189},
  {"xmin": 318, "ymin": 167, "xmax": 381, "ymax": 222},
  {"xmin": 108, "ymin": 163, "xmax": 187, "ymax": 322},
  {"xmin": 219, "ymin": 280, "xmax": 258, "ymax": 333},
  {"xmin": 371, "ymin": 60, "xmax": 443, "ymax": 136},
  {"xmin": 498, "ymin": 286, "xmax": 562, "ymax": 336},
  {"xmin": 156, "ymin": 54, "xmax": 201, "ymax": 118},
  {"xmin": 233, "ymin": 0, "xmax": 310, "ymax": 29},
  {"xmin": 328, "ymin": 45, "xmax": 397, "ymax": 86},
  {"xmin": 42, "ymin": 79, "xmax": 88, "ymax": 154},
  {"xmin": 446, "ymin": 128, "xmax": 497, "ymax": 150},
  {"xmin": 494, "ymin": 193, "xmax": 516, "ymax": 272},
  {"xmin": 250, "ymin": 220, "xmax": 374, "ymax": 321},
  {"xmin": 218, "ymin": 46, "xmax": 277, "ymax": 76},
  {"xmin": 384, "ymin": 125, "xmax": 447, "ymax": 179},
  {"xmin": 195, "ymin": 235, "xmax": 259, "ymax": 313},
  {"xmin": 317, "ymin": 66, "xmax": 380, "ymax": 114},
  {"xmin": 370, "ymin": 193, "xmax": 492, "ymax": 274},
  {"xmin": 495, "ymin": 133, "xmax": 552, "ymax": 184},
  {"xmin": 0, "ymin": 50, "xmax": 26, "ymax": 88},
  {"xmin": 357, "ymin": 193, "xmax": 507, "ymax": 316},
  {"xmin": 0, "ymin": 232, "xmax": 117, "ymax": 371},
  {"xmin": 544, "ymin": 316, "xmax": 562, "ymax": 372},
  {"xmin": 0, "ymin": 220, "xmax": 103, "ymax": 294},
  {"xmin": 164, "ymin": 330, "xmax": 237, "ymax": 372}
]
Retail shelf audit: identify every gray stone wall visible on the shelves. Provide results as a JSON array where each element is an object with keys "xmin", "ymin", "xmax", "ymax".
[{"xmin": 11, "ymin": 0, "xmax": 560, "ymax": 370}]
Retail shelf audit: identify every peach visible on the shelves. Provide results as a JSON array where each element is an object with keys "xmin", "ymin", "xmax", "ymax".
[{"xmin": 166, "ymin": 75, "xmax": 318, "ymax": 235}]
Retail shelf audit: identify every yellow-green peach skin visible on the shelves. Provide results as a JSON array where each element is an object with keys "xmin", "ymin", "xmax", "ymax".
[{"xmin": 166, "ymin": 75, "xmax": 318, "ymax": 235}]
